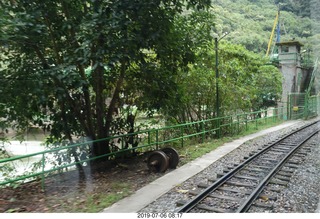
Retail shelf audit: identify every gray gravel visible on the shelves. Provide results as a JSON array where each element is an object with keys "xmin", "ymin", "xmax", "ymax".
[
  {"xmin": 139, "ymin": 118, "xmax": 320, "ymax": 213},
  {"xmin": 269, "ymin": 131, "xmax": 320, "ymax": 213}
]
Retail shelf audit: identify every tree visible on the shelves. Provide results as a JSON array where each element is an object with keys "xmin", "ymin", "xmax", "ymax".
[
  {"xmin": 158, "ymin": 11, "xmax": 217, "ymax": 124},
  {"xmin": 163, "ymin": 40, "xmax": 282, "ymax": 123},
  {"xmin": 209, "ymin": 0, "xmax": 316, "ymax": 56},
  {"xmin": 0, "ymin": 0, "xmax": 211, "ymax": 162},
  {"xmin": 251, "ymin": 65, "xmax": 283, "ymax": 111}
]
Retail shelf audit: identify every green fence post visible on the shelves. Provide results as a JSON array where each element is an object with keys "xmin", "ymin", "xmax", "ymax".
[
  {"xmin": 304, "ymin": 93, "xmax": 308, "ymax": 119},
  {"xmin": 156, "ymin": 129, "xmax": 159, "ymax": 150},
  {"xmin": 229, "ymin": 116, "xmax": 233, "ymax": 135},
  {"xmin": 245, "ymin": 114, "xmax": 248, "ymax": 131},
  {"xmin": 41, "ymin": 153, "xmax": 45, "ymax": 191},
  {"xmin": 287, "ymin": 94, "xmax": 290, "ymax": 120},
  {"xmin": 218, "ymin": 117, "xmax": 221, "ymax": 138},
  {"xmin": 237, "ymin": 115, "xmax": 240, "ymax": 134},
  {"xmin": 201, "ymin": 121, "xmax": 205, "ymax": 143},
  {"xmin": 181, "ymin": 126, "xmax": 184, "ymax": 147}
]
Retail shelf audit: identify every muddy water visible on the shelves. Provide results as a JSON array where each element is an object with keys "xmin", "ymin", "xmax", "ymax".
[
  {"xmin": 0, "ymin": 141, "xmax": 45, "ymax": 180},
  {"xmin": 0, "ymin": 128, "xmax": 48, "ymax": 181}
]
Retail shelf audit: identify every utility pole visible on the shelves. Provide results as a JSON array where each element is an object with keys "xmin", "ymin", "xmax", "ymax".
[
  {"xmin": 215, "ymin": 32, "xmax": 230, "ymax": 118},
  {"xmin": 215, "ymin": 37, "xmax": 219, "ymax": 118}
]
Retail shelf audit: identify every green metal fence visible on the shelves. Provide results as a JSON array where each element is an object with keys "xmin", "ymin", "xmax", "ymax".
[
  {"xmin": 304, "ymin": 95, "xmax": 320, "ymax": 119},
  {"xmin": 287, "ymin": 93, "xmax": 320, "ymax": 120},
  {"xmin": 0, "ymin": 105, "xmax": 305, "ymax": 189},
  {"xmin": 288, "ymin": 93, "xmax": 306, "ymax": 119}
]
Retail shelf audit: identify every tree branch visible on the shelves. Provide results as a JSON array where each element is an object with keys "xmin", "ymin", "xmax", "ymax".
[{"xmin": 32, "ymin": 44, "xmax": 91, "ymax": 136}]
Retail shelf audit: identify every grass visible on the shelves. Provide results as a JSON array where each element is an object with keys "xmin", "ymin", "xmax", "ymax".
[
  {"xmin": 175, "ymin": 119, "xmax": 284, "ymax": 165},
  {"xmin": 48, "ymin": 182, "xmax": 133, "ymax": 213},
  {"xmin": 77, "ymin": 183, "xmax": 132, "ymax": 213}
]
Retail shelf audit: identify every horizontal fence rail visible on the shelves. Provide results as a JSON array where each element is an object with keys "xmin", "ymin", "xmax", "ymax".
[{"xmin": 0, "ymin": 102, "xmax": 317, "ymax": 189}]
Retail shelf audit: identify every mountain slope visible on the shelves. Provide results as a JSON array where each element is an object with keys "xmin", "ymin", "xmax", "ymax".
[{"xmin": 210, "ymin": 0, "xmax": 316, "ymax": 55}]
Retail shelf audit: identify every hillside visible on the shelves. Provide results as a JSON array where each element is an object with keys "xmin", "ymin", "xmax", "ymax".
[{"xmin": 210, "ymin": 0, "xmax": 319, "ymax": 55}]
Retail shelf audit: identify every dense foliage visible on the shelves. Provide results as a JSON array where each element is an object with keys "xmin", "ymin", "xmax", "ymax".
[
  {"xmin": 211, "ymin": 0, "xmax": 319, "ymax": 54},
  {"xmin": 0, "ymin": 0, "xmax": 293, "ymax": 164},
  {"xmin": 0, "ymin": 0, "xmax": 211, "ymax": 158},
  {"xmin": 163, "ymin": 41, "xmax": 282, "ymax": 124}
]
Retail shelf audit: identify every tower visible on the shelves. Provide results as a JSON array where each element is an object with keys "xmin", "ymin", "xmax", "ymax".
[{"xmin": 276, "ymin": 40, "xmax": 304, "ymax": 103}]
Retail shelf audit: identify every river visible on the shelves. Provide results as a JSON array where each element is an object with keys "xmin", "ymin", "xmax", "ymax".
[{"xmin": 0, "ymin": 141, "xmax": 46, "ymax": 181}]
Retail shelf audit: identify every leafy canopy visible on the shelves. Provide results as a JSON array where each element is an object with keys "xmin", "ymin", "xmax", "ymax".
[{"xmin": 0, "ymin": 0, "xmax": 211, "ymax": 156}]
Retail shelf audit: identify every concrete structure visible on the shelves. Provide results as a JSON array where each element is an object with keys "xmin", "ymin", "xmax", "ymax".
[
  {"xmin": 275, "ymin": 41, "xmax": 314, "ymax": 119},
  {"xmin": 276, "ymin": 41, "xmax": 304, "ymax": 104}
]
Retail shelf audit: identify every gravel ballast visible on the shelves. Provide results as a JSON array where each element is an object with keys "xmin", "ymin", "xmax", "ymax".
[{"xmin": 139, "ymin": 118, "xmax": 320, "ymax": 213}]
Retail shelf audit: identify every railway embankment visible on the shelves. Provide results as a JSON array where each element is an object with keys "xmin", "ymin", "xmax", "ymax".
[{"xmin": 103, "ymin": 119, "xmax": 320, "ymax": 213}]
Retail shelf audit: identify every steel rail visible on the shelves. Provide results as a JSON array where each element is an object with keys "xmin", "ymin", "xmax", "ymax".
[
  {"xmin": 236, "ymin": 129, "xmax": 319, "ymax": 212},
  {"xmin": 176, "ymin": 120, "xmax": 319, "ymax": 213}
]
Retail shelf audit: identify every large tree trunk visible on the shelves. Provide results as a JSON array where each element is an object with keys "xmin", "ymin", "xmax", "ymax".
[
  {"xmin": 90, "ymin": 61, "xmax": 126, "ymax": 166},
  {"xmin": 91, "ymin": 63, "xmax": 110, "ymax": 159},
  {"xmin": 104, "ymin": 61, "xmax": 127, "ymax": 142}
]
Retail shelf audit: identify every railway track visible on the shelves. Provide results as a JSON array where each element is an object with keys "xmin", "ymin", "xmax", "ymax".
[{"xmin": 176, "ymin": 120, "xmax": 320, "ymax": 213}]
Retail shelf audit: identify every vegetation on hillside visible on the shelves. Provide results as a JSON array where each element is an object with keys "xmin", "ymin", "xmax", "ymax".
[{"xmin": 211, "ymin": 0, "xmax": 320, "ymax": 54}]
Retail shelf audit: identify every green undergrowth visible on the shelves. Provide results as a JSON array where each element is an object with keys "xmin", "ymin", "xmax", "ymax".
[
  {"xmin": 175, "ymin": 119, "xmax": 284, "ymax": 165},
  {"xmin": 77, "ymin": 183, "xmax": 132, "ymax": 213}
]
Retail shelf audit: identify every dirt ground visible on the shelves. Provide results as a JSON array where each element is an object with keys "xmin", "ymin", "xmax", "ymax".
[{"xmin": 0, "ymin": 153, "xmax": 168, "ymax": 213}]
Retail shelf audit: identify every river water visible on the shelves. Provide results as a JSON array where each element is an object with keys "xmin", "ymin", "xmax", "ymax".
[{"xmin": 0, "ymin": 141, "xmax": 45, "ymax": 181}]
